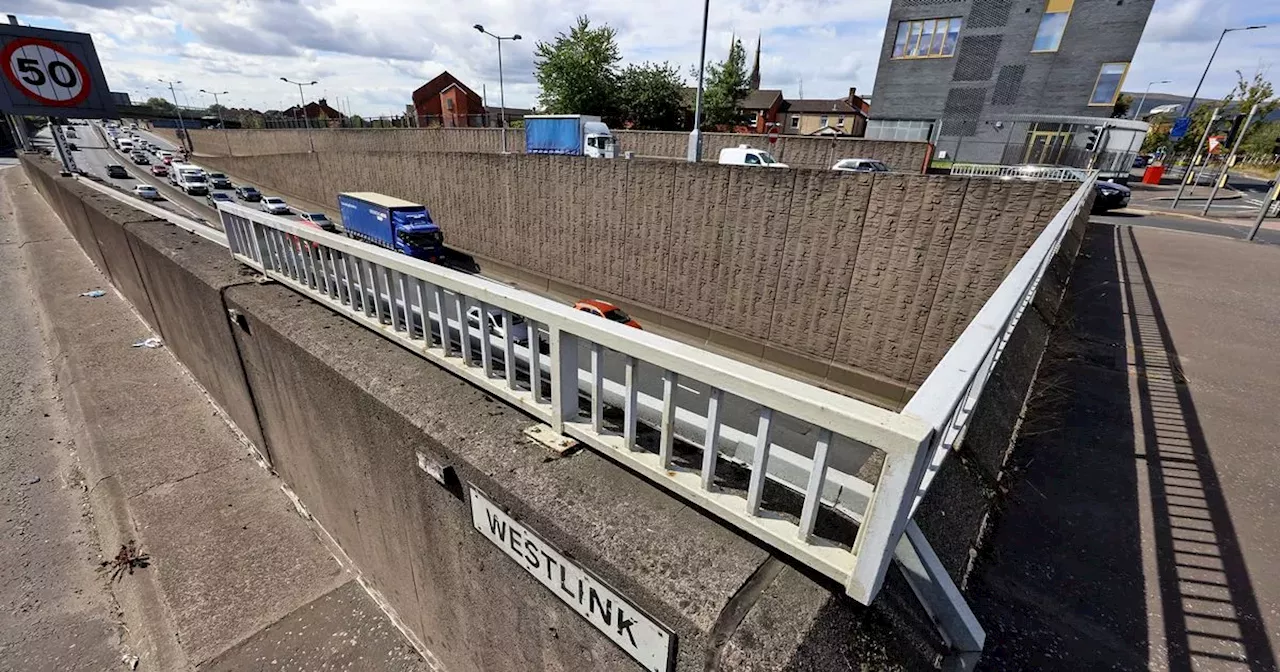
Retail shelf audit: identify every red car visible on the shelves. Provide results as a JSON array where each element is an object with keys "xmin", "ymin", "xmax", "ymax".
[
  {"xmin": 151, "ymin": 164, "xmax": 168, "ymax": 176},
  {"xmin": 573, "ymin": 299, "xmax": 642, "ymax": 329}
]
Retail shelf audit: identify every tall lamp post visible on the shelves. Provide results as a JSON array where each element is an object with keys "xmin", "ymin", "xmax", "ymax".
[
  {"xmin": 1133, "ymin": 79, "xmax": 1171, "ymax": 119},
  {"xmin": 280, "ymin": 77, "xmax": 318, "ymax": 152},
  {"xmin": 200, "ymin": 89, "xmax": 233, "ymax": 156},
  {"xmin": 158, "ymin": 78, "xmax": 189, "ymax": 153},
  {"xmin": 687, "ymin": 0, "xmax": 711, "ymax": 163},
  {"xmin": 474, "ymin": 25, "xmax": 521, "ymax": 154},
  {"xmin": 1184, "ymin": 25, "xmax": 1267, "ymax": 118}
]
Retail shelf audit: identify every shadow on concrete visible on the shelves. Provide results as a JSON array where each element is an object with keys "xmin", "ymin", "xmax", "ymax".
[
  {"xmin": 1119, "ymin": 226, "xmax": 1277, "ymax": 672},
  {"xmin": 970, "ymin": 222, "xmax": 1277, "ymax": 671}
]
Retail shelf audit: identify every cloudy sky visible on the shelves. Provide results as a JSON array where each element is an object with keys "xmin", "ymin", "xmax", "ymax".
[{"xmin": 9, "ymin": 0, "xmax": 1280, "ymax": 117}]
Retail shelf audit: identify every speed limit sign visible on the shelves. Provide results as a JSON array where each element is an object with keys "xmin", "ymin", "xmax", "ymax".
[{"xmin": 0, "ymin": 24, "xmax": 115, "ymax": 118}]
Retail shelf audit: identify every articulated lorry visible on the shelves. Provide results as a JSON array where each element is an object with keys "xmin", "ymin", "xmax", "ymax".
[
  {"xmin": 524, "ymin": 115, "xmax": 616, "ymax": 158},
  {"xmin": 337, "ymin": 192, "xmax": 444, "ymax": 262}
]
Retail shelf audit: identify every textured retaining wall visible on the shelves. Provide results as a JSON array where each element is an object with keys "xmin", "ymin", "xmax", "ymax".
[
  {"xmin": 198, "ymin": 151, "xmax": 1076, "ymax": 392},
  {"xmin": 166, "ymin": 127, "xmax": 931, "ymax": 171},
  {"xmin": 22, "ymin": 153, "xmax": 953, "ymax": 671}
]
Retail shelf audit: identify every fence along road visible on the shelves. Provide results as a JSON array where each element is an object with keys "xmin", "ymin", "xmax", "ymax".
[{"xmin": 77, "ymin": 167, "xmax": 1096, "ymax": 656}]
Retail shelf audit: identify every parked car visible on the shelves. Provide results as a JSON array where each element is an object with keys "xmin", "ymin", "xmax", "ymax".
[
  {"xmin": 297, "ymin": 212, "xmax": 337, "ymax": 232},
  {"xmin": 132, "ymin": 185, "xmax": 161, "ymax": 200},
  {"xmin": 207, "ymin": 172, "xmax": 233, "ymax": 189},
  {"xmin": 131, "ymin": 152, "xmax": 150, "ymax": 165},
  {"xmin": 67, "ymin": 143, "xmax": 79, "ymax": 151},
  {"xmin": 832, "ymin": 158, "xmax": 890, "ymax": 172},
  {"xmin": 206, "ymin": 191, "xmax": 234, "ymax": 208},
  {"xmin": 150, "ymin": 164, "xmax": 168, "ymax": 177},
  {"xmin": 260, "ymin": 196, "xmax": 290, "ymax": 215},
  {"xmin": 718, "ymin": 145, "xmax": 787, "ymax": 168},
  {"xmin": 466, "ymin": 305, "xmax": 529, "ymax": 345},
  {"xmin": 573, "ymin": 299, "xmax": 642, "ymax": 329},
  {"xmin": 1132, "ymin": 155, "xmax": 1150, "ymax": 169},
  {"xmin": 235, "ymin": 185, "xmax": 262, "ymax": 202},
  {"xmin": 106, "ymin": 164, "xmax": 128, "ymax": 179},
  {"xmin": 1092, "ymin": 180, "xmax": 1131, "ymax": 212}
]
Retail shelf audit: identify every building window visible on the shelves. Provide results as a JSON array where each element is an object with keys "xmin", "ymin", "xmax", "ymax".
[
  {"xmin": 837, "ymin": 116, "xmax": 846, "ymax": 128},
  {"xmin": 1032, "ymin": 13, "xmax": 1069, "ymax": 51},
  {"xmin": 789, "ymin": 115, "xmax": 799, "ymax": 130},
  {"xmin": 893, "ymin": 17, "xmax": 962, "ymax": 58},
  {"xmin": 865, "ymin": 119, "xmax": 936, "ymax": 142},
  {"xmin": 1089, "ymin": 62, "xmax": 1129, "ymax": 106},
  {"xmin": 819, "ymin": 115, "xmax": 829, "ymax": 127}
]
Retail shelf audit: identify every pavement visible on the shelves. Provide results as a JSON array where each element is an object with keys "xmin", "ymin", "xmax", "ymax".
[
  {"xmin": 0, "ymin": 162, "xmax": 435, "ymax": 671},
  {"xmin": 1124, "ymin": 171, "xmax": 1277, "ymax": 224},
  {"xmin": 971, "ymin": 218, "xmax": 1280, "ymax": 671}
]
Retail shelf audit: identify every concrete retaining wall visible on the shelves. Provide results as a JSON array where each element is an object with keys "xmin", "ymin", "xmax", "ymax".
[
  {"xmin": 198, "ymin": 150, "xmax": 1076, "ymax": 394},
  {"xmin": 163, "ymin": 127, "xmax": 931, "ymax": 171},
  {"xmin": 22, "ymin": 153, "xmax": 956, "ymax": 671}
]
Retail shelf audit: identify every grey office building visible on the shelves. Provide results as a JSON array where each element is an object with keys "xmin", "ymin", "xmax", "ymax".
[{"xmin": 867, "ymin": 0, "xmax": 1155, "ymax": 166}]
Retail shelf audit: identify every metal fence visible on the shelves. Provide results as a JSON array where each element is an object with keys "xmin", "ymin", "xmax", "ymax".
[
  {"xmin": 255, "ymin": 114, "xmax": 521, "ymax": 130},
  {"xmin": 949, "ymin": 163, "xmax": 1086, "ymax": 181}
]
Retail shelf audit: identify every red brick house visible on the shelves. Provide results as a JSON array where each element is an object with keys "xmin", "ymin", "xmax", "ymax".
[
  {"xmin": 412, "ymin": 72, "xmax": 486, "ymax": 127},
  {"xmin": 740, "ymin": 89, "xmax": 784, "ymax": 133},
  {"xmin": 283, "ymin": 98, "xmax": 344, "ymax": 121}
]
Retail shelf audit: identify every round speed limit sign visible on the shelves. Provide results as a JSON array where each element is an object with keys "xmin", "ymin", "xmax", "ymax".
[{"xmin": 2, "ymin": 38, "xmax": 91, "ymax": 107}]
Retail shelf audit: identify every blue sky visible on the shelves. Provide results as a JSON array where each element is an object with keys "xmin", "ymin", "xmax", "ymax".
[{"xmin": 8, "ymin": 0, "xmax": 1279, "ymax": 116}]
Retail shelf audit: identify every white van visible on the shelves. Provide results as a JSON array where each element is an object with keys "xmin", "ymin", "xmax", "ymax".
[
  {"xmin": 718, "ymin": 145, "xmax": 788, "ymax": 168},
  {"xmin": 118, "ymin": 138, "xmax": 134, "ymax": 152}
]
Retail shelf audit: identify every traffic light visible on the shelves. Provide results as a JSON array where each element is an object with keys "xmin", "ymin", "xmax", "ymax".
[{"xmin": 1085, "ymin": 126, "xmax": 1103, "ymax": 152}]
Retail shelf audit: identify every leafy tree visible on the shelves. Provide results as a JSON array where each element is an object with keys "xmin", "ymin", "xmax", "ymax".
[
  {"xmin": 146, "ymin": 96, "xmax": 175, "ymax": 112},
  {"xmin": 619, "ymin": 62, "xmax": 686, "ymax": 130},
  {"xmin": 700, "ymin": 38, "xmax": 751, "ymax": 129},
  {"xmin": 534, "ymin": 16, "xmax": 621, "ymax": 121},
  {"xmin": 1176, "ymin": 70, "xmax": 1278, "ymax": 154},
  {"xmin": 1111, "ymin": 93, "xmax": 1133, "ymax": 119}
]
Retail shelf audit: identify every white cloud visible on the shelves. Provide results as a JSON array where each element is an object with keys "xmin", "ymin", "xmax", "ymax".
[{"xmin": 7, "ymin": 0, "xmax": 1277, "ymax": 117}]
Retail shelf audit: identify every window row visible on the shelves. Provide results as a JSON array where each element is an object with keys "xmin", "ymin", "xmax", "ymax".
[{"xmin": 892, "ymin": 17, "xmax": 962, "ymax": 59}]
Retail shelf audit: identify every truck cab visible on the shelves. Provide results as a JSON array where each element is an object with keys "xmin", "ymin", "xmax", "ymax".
[
  {"xmin": 582, "ymin": 121, "xmax": 616, "ymax": 159},
  {"xmin": 337, "ymin": 192, "xmax": 445, "ymax": 262}
]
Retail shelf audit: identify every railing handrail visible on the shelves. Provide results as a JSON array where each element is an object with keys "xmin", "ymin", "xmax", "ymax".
[
  {"xmin": 902, "ymin": 174, "xmax": 1096, "ymax": 511},
  {"xmin": 949, "ymin": 163, "xmax": 1086, "ymax": 182}
]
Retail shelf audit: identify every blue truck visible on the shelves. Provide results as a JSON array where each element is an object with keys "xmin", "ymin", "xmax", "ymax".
[
  {"xmin": 337, "ymin": 192, "xmax": 444, "ymax": 262},
  {"xmin": 524, "ymin": 115, "xmax": 616, "ymax": 158}
]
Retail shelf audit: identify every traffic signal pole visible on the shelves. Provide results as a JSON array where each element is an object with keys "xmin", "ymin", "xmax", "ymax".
[
  {"xmin": 1201, "ymin": 105, "xmax": 1257, "ymax": 215},
  {"xmin": 1246, "ymin": 168, "xmax": 1280, "ymax": 242},
  {"xmin": 1172, "ymin": 107, "xmax": 1220, "ymax": 209}
]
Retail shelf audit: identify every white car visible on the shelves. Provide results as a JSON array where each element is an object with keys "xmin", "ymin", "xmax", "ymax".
[
  {"xmin": 132, "ymin": 185, "xmax": 161, "ymax": 200},
  {"xmin": 717, "ymin": 145, "xmax": 788, "ymax": 168},
  {"xmin": 260, "ymin": 197, "xmax": 290, "ymax": 215},
  {"xmin": 832, "ymin": 158, "xmax": 891, "ymax": 173},
  {"xmin": 466, "ymin": 305, "xmax": 530, "ymax": 346}
]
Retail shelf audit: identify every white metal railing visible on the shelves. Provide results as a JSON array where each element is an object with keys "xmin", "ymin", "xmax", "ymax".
[
  {"xmin": 949, "ymin": 163, "xmax": 1087, "ymax": 182},
  {"xmin": 218, "ymin": 201, "xmax": 933, "ymax": 604},
  {"xmin": 903, "ymin": 174, "xmax": 1096, "ymax": 514}
]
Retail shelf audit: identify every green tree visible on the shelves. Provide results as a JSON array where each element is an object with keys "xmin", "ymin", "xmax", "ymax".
[
  {"xmin": 145, "ymin": 97, "xmax": 175, "ymax": 112},
  {"xmin": 533, "ymin": 16, "xmax": 621, "ymax": 121},
  {"xmin": 1176, "ymin": 70, "xmax": 1278, "ymax": 154},
  {"xmin": 700, "ymin": 38, "xmax": 751, "ymax": 129},
  {"xmin": 618, "ymin": 62, "xmax": 686, "ymax": 130},
  {"xmin": 1111, "ymin": 93, "xmax": 1133, "ymax": 119}
]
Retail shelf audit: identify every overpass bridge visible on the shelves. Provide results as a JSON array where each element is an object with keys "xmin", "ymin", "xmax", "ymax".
[{"xmin": 19, "ymin": 147, "xmax": 1094, "ymax": 671}]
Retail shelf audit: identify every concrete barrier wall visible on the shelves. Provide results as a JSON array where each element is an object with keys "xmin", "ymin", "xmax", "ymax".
[
  {"xmin": 21, "ymin": 152, "xmax": 954, "ymax": 671},
  {"xmin": 198, "ymin": 150, "xmax": 1076, "ymax": 392},
  {"xmin": 170, "ymin": 126, "xmax": 931, "ymax": 171}
]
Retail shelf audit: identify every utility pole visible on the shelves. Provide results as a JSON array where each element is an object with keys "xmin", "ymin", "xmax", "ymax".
[
  {"xmin": 1246, "ymin": 168, "xmax": 1280, "ymax": 242},
  {"xmin": 281, "ymin": 77, "xmax": 318, "ymax": 152},
  {"xmin": 474, "ymin": 25, "xmax": 521, "ymax": 153},
  {"xmin": 1133, "ymin": 79, "xmax": 1171, "ymax": 120},
  {"xmin": 687, "ymin": 0, "xmax": 711, "ymax": 162},
  {"xmin": 158, "ymin": 78, "xmax": 189, "ymax": 153},
  {"xmin": 1172, "ymin": 107, "xmax": 1220, "ymax": 209},
  {"xmin": 1201, "ymin": 105, "xmax": 1257, "ymax": 215}
]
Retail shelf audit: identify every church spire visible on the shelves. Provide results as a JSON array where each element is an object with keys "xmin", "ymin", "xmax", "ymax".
[{"xmin": 749, "ymin": 33, "xmax": 761, "ymax": 90}]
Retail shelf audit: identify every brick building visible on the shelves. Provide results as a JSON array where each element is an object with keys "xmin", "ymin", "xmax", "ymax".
[{"xmin": 412, "ymin": 72, "xmax": 487, "ymax": 128}]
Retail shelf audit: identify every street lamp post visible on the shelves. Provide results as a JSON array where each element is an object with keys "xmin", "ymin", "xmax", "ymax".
[
  {"xmin": 687, "ymin": 0, "xmax": 711, "ymax": 163},
  {"xmin": 281, "ymin": 77, "xmax": 318, "ymax": 152},
  {"xmin": 1184, "ymin": 25, "xmax": 1267, "ymax": 118},
  {"xmin": 200, "ymin": 89, "xmax": 233, "ymax": 156},
  {"xmin": 474, "ymin": 25, "xmax": 522, "ymax": 154},
  {"xmin": 158, "ymin": 78, "xmax": 189, "ymax": 153},
  {"xmin": 1133, "ymin": 79, "xmax": 1171, "ymax": 119}
]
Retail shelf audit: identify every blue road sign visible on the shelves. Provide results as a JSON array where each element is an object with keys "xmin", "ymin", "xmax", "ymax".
[{"xmin": 1170, "ymin": 116, "xmax": 1192, "ymax": 140}]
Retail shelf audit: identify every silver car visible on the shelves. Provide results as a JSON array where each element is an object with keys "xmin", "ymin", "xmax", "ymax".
[
  {"xmin": 832, "ymin": 158, "xmax": 891, "ymax": 172},
  {"xmin": 466, "ymin": 305, "xmax": 529, "ymax": 346},
  {"xmin": 132, "ymin": 185, "xmax": 161, "ymax": 201},
  {"xmin": 260, "ymin": 197, "xmax": 290, "ymax": 215}
]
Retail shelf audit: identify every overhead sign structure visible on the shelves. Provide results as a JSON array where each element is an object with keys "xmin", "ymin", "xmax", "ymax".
[
  {"xmin": 0, "ymin": 24, "xmax": 116, "ymax": 118},
  {"xmin": 1170, "ymin": 116, "xmax": 1192, "ymax": 140},
  {"xmin": 469, "ymin": 486, "xmax": 676, "ymax": 672}
]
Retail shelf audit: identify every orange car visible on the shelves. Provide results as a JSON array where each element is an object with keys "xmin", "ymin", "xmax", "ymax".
[{"xmin": 573, "ymin": 299, "xmax": 642, "ymax": 329}]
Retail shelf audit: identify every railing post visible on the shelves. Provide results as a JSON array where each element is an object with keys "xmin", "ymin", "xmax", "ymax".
[{"xmin": 549, "ymin": 326, "xmax": 579, "ymax": 434}]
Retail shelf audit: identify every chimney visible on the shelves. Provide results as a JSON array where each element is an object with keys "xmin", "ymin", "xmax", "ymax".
[{"xmin": 848, "ymin": 87, "xmax": 857, "ymax": 102}]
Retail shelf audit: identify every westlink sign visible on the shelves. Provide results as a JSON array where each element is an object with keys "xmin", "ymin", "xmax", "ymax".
[
  {"xmin": 0, "ymin": 24, "xmax": 116, "ymax": 119},
  {"xmin": 469, "ymin": 486, "xmax": 676, "ymax": 672}
]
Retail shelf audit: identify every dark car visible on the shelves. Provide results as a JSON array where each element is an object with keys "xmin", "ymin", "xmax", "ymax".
[
  {"xmin": 106, "ymin": 164, "xmax": 128, "ymax": 179},
  {"xmin": 208, "ymin": 172, "xmax": 233, "ymax": 189},
  {"xmin": 67, "ymin": 143, "xmax": 79, "ymax": 151},
  {"xmin": 131, "ymin": 152, "xmax": 150, "ymax": 165},
  {"xmin": 1132, "ymin": 155, "xmax": 1149, "ymax": 169},
  {"xmin": 206, "ymin": 191, "xmax": 234, "ymax": 208},
  {"xmin": 1092, "ymin": 179, "xmax": 1131, "ymax": 213},
  {"xmin": 235, "ymin": 185, "xmax": 262, "ymax": 202}
]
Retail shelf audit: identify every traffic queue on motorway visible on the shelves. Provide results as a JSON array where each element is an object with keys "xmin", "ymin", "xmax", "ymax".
[{"xmin": 95, "ymin": 120, "xmax": 643, "ymax": 332}]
